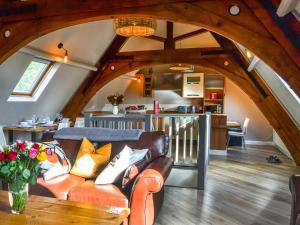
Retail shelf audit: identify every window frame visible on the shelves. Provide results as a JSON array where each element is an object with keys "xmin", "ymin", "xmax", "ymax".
[{"xmin": 11, "ymin": 58, "xmax": 54, "ymax": 97}]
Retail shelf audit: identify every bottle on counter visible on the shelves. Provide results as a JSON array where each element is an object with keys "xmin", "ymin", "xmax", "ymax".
[
  {"xmin": 192, "ymin": 105, "xmax": 196, "ymax": 113},
  {"xmin": 154, "ymin": 101, "xmax": 160, "ymax": 114}
]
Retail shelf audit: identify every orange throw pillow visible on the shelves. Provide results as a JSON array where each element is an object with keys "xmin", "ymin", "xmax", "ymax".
[{"xmin": 70, "ymin": 138, "xmax": 111, "ymax": 178}]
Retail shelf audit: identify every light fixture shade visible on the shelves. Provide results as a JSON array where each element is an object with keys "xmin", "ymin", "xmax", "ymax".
[
  {"xmin": 169, "ymin": 64, "xmax": 193, "ymax": 71},
  {"xmin": 114, "ymin": 18, "xmax": 157, "ymax": 37}
]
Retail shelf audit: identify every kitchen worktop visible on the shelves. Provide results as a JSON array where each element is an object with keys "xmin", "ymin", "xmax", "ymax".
[{"xmin": 84, "ymin": 110, "xmax": 226, "ymax": 116}]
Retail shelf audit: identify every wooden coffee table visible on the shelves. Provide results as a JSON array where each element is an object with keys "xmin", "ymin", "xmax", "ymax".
[{"xmin": 0, "ymin": 190, "xmax": 130, "ymax": 225}]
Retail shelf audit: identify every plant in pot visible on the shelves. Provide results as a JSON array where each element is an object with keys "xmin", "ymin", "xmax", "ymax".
[
  {"xmin": 0, "ymin": 142, "xmax": 49, "ymax": 214},
  {"xmin": 107, "ymin": 94, "xmax": 125, "ymax": 115}
]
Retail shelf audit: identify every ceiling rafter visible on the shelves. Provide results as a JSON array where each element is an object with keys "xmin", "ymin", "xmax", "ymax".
[
  {"xmin": 144, "ymin": 35, "xmax": 166, "ymax": 42},
  {"xmin": 174, "ymin": 28, "xmax": 208, "ymax": 41},
  {"xmin": 97, "ymin": 35, "xmax": 128, "ymax": 70},
  {"xmin": 82, "ymin": 35, "xmax": 128, "ymax": 93},
  {"xmin": 211, "ymin": 32, "xmax": 268, "ymax": 98}
]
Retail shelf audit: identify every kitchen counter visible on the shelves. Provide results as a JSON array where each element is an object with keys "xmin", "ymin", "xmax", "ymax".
[{"xmin": 85, "ymin": 110, "xmax": 225, "ymax": 116}]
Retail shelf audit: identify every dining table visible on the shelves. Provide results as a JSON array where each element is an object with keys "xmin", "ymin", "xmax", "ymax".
[
  {"xmin": 0, "ymin": 190, "xmax": 130, "ymax": 225},
  {"xmin": 3, "ymin": 124, "xmax": 57, "ymax": 144}
]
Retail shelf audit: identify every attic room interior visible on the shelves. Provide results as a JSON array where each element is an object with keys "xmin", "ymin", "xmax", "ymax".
[{"xmin": 0, "ymin": 0, "xmax": 299, "ymax": 225}]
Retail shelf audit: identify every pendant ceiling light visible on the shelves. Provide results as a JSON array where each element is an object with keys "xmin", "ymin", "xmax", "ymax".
[
  {"xmin": 114, "ymin": 18, "xmax": 157, "ymax": 37},
  {"xmin": 169, "ymin": 64, "xmax": 193, "ymax": 71}
]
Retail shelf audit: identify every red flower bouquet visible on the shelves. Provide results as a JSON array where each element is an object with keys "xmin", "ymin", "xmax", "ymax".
[{"xmin": 0, "ymin": 141, "xmax": 50, "ymax": 214}]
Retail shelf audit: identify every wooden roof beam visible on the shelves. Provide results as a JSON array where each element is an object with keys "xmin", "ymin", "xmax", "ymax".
[
  {"xmin": 114, "ymin": 47, "xmax": 227, "ymax": 57},
  {"xmin": 211, "ymin": 32, "xmax": 268, "ymax": 98},
  {"xmin": 164, "ymin": 21, "xmax": 175, "ymax": 50},
  {"xmin": 96, "ymin": 35, "xmax": 128, "ymax": 70},
  {"xmin": 81, "ymin": 35, "xmax": 128, "ymax": 93},
  {"xmin": 174, "ymin": 28, "xmax": 208, "ymax": 41},
  {"xmin": 144, "ymin": 35, "xmax": 166, "ymax": 42}
]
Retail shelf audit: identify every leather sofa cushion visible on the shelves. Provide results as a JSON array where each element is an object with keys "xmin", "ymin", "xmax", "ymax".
[
  {"xmin": 37, "ymin": 174, "xmax": 85, "ymax": 200},
  {"xmin": 68, "ymin": 181, "xmax": 129, "ymax": 208}
]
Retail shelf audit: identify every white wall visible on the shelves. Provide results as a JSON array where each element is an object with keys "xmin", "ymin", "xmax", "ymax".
[
  {"xmin": 273, "ymin": 130, "xmax": 292, "ymax": 159},
  {"xmin": 0, "ymin": 52, "xmax": 89, "ymax": 125},
  {"xmin": 224, "ymin": 79, "xmax": 273, "ymax": 142},
  {"xmin": 85, "ymin": 76, "xmax": 273, "ymax": 142}
]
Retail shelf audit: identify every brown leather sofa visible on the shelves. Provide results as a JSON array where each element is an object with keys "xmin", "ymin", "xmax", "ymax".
[
  {"xmin": 30, "ymin": 131, "xmax": 173, "ymax": 225},
  {"xmin": 289, "ymin": 175, "xmax": 300, "ymax": 225}
]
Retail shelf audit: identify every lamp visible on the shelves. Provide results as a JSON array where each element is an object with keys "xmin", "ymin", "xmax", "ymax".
[
  {"xmin": 57, "ymin": 43, "xmax": 68, "ymax": 63},
  {"xmin": 169, "ymin": 64, "xmax": 193, "ymax": 71},
  {"xmin": 121, "ymin": 74, "xmax": 142, "ymax": 82},
  {"xmin": 114, "ymin": 18, "xmax": 157, "ymax": 37},
  {"xmin": 246, "ymin": 49, "xmax": 252, "ymax": 59}
]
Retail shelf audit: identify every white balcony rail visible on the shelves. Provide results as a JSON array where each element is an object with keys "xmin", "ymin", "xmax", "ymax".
[{"xmin": 85, "ymin": 113, "xmax": 208, "ymax": 166}]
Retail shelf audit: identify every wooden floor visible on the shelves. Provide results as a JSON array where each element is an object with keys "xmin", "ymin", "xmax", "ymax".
[{"xmin": 156, "ymin": 145, "xmax": 300, "ymax": 225}]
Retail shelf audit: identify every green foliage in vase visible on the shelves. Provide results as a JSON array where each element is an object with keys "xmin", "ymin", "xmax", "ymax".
[
  {"xmin": 0, "ymin": 141, "xmax": 50, "ymax": 190},
  {"xmin": 107, "ymin": 93, "xmax": 125, "ymax": 106}
]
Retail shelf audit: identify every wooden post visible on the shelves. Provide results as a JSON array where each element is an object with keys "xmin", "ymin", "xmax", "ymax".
[
  {"xmin": 84, "ymin": 113, "xmax": 92, "ymax": 127},
  {"xmin": 164, "ymin": 21, "xmax": 175, "ymax": 50},
  {"xmin": 197, "ymin": 113, "xmax": 211, "ymax": 190}
]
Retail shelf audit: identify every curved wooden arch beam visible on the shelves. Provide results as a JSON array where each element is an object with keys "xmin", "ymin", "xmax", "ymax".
[
  {"xmin": 0, "ymin": 0, "xmax": 299, "ymax": 95},
  {"xmin": 62, "ymin": 49, "xmax": 300, "ymax": 164}
]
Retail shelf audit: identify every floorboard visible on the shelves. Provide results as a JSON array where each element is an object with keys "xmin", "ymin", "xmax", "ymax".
[{"xmin": 156, "ymin": 145, "xmax": 300, "ymax": 225}]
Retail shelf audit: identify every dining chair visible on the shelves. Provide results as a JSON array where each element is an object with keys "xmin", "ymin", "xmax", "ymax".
[
  {"xmin": 0, "ymin": 126, "xmax": 7, "ymax": 146},
  {"xmin": 74, "ymin": 117, "xmax": 85, "ymax": 128},
  {"xmin": 226, "ymin": 118, "xmax": 250, "ymax": 150},
  {"xmin": 0, "ymin": 126, "xmax": 7, "ymax": 148}
]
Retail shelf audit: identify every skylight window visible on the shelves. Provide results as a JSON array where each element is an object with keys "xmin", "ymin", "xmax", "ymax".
[
  {"xmin": 276, "ymin": 73, "xmax": 300, "ymax": 104},
  {"xmin": 12, "ymin": 58, "xmax": 52, "ymax": 96}
]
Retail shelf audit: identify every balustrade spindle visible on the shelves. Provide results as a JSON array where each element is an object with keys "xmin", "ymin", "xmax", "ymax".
[
  {"xmin": 162, "ymin": 116, "xmax": 166, "ymax": 131},
  {"xmin": 182, "ymin": 117, "xmax": 187, "ymax": 163},
  {"xmin": 155, "ymin": 115, "xmax": 159, "ymax": 131},
  {"xmin": 189, "ymin": 117, "xmax": 194, "ymax": 163},
  {"xmin": 175, "ymin": 117, "xmax": 180, "ymax": 164},
  {"xmin": 168, "ymin": 116, "xmax": 173, "ymax": 158}
]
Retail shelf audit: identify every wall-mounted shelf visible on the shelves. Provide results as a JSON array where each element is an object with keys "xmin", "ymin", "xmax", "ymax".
[
  {"xmin": 203, "ymin": 74, "xmax": 225, "ymax": 114},
  {"xmin": 143, "ymin": 74, "xmax": 153, "ymax": 97},
  {"xmin": 204, "ymin": 99, "xmax": 223, "ymax": 102}
]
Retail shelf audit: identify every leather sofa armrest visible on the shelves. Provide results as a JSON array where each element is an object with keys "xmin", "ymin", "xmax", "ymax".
[
  {"xmin": 290, "ymin": 175, "xmax": 300, "ymax": 204},
  {"xmin": 129, "ymin": 156, "xmax": 173, "ymax": 225}
]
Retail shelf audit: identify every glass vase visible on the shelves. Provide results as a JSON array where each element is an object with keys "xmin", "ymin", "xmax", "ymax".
[{"xmin": 8, "ymin": 183, "xmax": 28, "ymax": 214}]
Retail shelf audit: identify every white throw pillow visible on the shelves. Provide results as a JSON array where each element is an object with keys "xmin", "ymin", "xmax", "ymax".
[
  {"xmin": 43, "ymin": 162, "xmax": 69, "ymax": 181},
  {"xmin": 40, "ymin": 141, "xmax": 71, "ymax": 181},
  {"xmin": 95, "ymin": 145, "xmax": 148, "ymax": 185}
]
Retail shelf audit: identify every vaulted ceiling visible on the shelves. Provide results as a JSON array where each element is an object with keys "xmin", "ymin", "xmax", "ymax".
[{"xmin": 0, "ymin": 0, "xmax": 299, "ymax": 164}]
